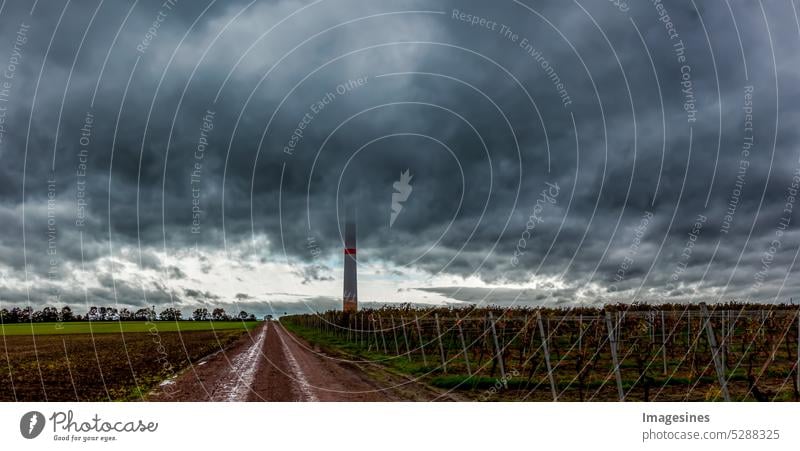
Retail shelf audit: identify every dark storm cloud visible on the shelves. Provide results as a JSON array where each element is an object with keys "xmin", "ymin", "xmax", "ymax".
[
  {"xmin": 184, "ymin": 288, "xmax": 219, "ymax": 301},
  {"xmin": 1, "ymin": 0, "xmax": 799, "ymax": 309},
  {"xmin": 293, "ymin": 264, "xmax": 334, "ymax": 284}
]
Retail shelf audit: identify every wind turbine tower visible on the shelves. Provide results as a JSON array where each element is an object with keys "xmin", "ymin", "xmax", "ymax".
[{"xmin": 343, "ymin": 220, "xmax": 357, "ymax": 312}]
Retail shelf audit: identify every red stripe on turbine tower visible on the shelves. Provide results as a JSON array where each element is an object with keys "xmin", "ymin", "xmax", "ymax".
[{"xmin": 343, "ymin": 221, "xmax": 357, "ymax": 313}]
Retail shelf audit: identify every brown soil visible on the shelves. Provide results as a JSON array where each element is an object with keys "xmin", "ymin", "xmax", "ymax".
[{"xmin": 0, "ymin": 330, "xmax": 244, "ymax": 401}]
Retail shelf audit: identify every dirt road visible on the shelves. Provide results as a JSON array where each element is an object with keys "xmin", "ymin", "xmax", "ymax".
[{"xmin": 149, "ymin": 321, "xmax": 444, "ymax": 401}]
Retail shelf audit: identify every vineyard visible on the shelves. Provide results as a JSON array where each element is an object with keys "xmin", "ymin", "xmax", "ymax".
[{"xmin": 282, "ymin": 303, "xmax": 800, "ymax": 401}]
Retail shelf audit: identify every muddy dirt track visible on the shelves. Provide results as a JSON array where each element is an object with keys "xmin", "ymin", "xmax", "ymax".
[{"xmin": 149, "ymin": 321, "xmax": 447, "ymax": 401}]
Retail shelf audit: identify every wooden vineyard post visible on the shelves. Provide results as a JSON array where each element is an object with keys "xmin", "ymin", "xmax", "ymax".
[
  {"xmin": 366, "ymin": 317, "xmax": 372, "ymax": 352},
  {"xmin": 435, "ymin": 313, "xmax": 447, "ymax": 373},
  {"xmin": 605, "ymin": 312, "xmax": 625, "ymax": 401},
  {"xmin": 390, "ymin": 316, "xmax": 400, "ymax": 356},
  {"xmin": 362, "ymin": 315, "xmax": 367, "ymax": 349},
  {"xmin": 519, "ymin": 315, "xmax": 531, "ymax": 367},
  {"xmin": 358, "ymin": 315, "xmax": 369, "ymax": 348},
  {"xmin": 536, "ymin": 311, "xmax": 558, "ymax": 401},
  {"xmin": 372, "ymin": 317, "xmax": 381, "ymax": 352},
  {"xmin": 729, "ymin": 310, "xmax": 735, "ymax": 356},
  {"xmin": 488, "ymin": 312, "xmax": 507, "ymax": 388},
  {"xmin": 661, "ymin": 311, "xmax": 667, "ymax": 375},
  {"xmin": 699, "ymin": 303, "xmax": 731, "ymax": 402},
  {"xmin": 720, "ymin": 311, "xmax": 726, "ymax": 372},
  {"xmin": 400, "ymin": 316, "xmax": 411, "ymax": 361},
  {"xmin": 536, "ymin": 312, "xmax": 557, "ymax": 401},
  {"xmin": 378, "ymin": 315, "xmax": 388, "ymax": 354},
  {"xmin": 770, "ymin": 310, "xmax": 776, "ymax": 363},
  {"xmin": 415, "ymin": 314, "xmax": 427, "ymax": 366},
  {"xmin": 456, "ymin": 314, "xmax": 471, "ymax": 376},
  {"xmin": 361, "ymin": 317, "xmax": 372, "ymax": 349}
]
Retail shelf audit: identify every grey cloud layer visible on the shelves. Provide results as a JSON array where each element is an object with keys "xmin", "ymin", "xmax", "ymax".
[{"xmin": 0, "ymin": 0, "xmax": 799, "ymax": 314}]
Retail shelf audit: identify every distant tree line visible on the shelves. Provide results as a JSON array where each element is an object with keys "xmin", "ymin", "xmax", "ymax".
[{"xmin": 0, "ymin": 306, "xmax": 257, "ymax": 323}]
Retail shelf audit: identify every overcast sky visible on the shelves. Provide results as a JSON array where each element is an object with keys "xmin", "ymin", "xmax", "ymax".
[{"xmin": 0, "ymin": 0, "xmax": 799, "ymax": 316}]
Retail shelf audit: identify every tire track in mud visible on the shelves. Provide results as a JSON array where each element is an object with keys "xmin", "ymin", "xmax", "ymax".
[
  {"xmin": 272, "ymin": 322, "xmax": 318, "ymax": 401},
  {"xmin": 210, "ymin": 322, "xmax": 268, "ymax": 401}
]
